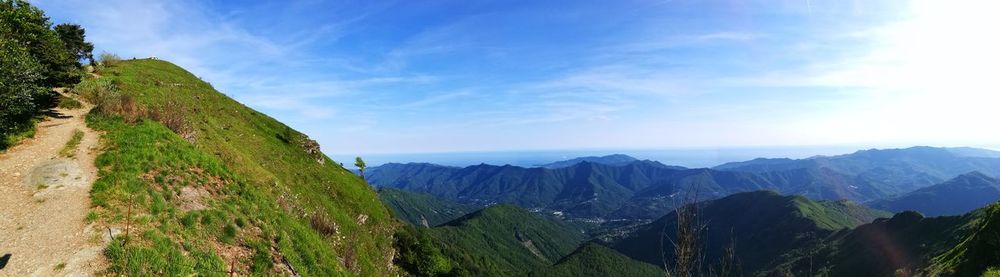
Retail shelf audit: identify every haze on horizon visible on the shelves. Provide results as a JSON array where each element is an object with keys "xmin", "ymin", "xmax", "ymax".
[{"xmin": 36, "ymin": 0, "xmax": 1000, "ymax": 156}]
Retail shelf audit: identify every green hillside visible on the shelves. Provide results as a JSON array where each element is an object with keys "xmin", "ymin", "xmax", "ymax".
[
  {"xmin": 765, "ymin": 201, "xmax": 1000, "ymax": 276},
  {"xmin": 614, "ymin": 191, "xmax": 890, "ymax": 275},
  {"xmin": 378, "ymin": 187, "xmax": 477, "ymax": 227},
  {"xmin": 530, "ymin": 243, "xmax": 664, "ymax": 277},
  {"xmin": 428, "ymin": 204, "xmax": 586, "ymax": 276},
  {"xmin": 77, "ymin": 59, "xmax": 395, "ymax": 275},
  {"xmin": 927, "ymin": 202, "xmax": 1000, "ymax": 276}
]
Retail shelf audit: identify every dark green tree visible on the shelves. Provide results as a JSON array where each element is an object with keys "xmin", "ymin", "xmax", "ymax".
[
  {"xmin": 0, "ymin": 36, "xmax": 46, "ymax": 148},
  {"xmin": 1, "ymin": 0, "xmax": 81, "ymax": 87},
  {"xmin": 55, "ymin": 23, "xmax": 95, "ymax": 66}
]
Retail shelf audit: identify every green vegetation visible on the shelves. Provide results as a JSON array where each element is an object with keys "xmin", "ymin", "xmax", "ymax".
[
  {"xmin": 54, "ymin": 23, "xmax": 95, "ymax": 66},
  {"xmin": 530, "ymin": 243, "xmax": 663, "ymax": 277},
  {"xmin": 57, "ymin": 96, "xmax": 83, "ymax": 109},
  {"xmin": 59, "ymin": 129, "xmax": 83, "ymax": 158},
  {"xmin": 379, "ymin": 188, "xmax": 477, "ymax": 227},
  {"xmin": 77, "ymin": 59, "xmax": 395, "ymax": 275},
  {"xmin": 98, "ymin": 52, "xmax": 121, "ymax": 68},
  {"xmin": 927, "ymin": 202, "xmax": 1000, "ymax": 276},
  {"xmin": 426, "ymin": 205, "xmax": 586, "ymax": 276},
  {"xmin": 983, "ymin": 267, "xmax": 1000, "ymax": 277},
  {"xmin": 355, "ymin": 156, "xmax": 367, "ymax": 177},
  {"xmin": 1, "ymin": 0, "xmax": 89, "ymax": 150},
  {"xmin": 394, "ymin": 225, "xmax": 467, "ymax": 276}
]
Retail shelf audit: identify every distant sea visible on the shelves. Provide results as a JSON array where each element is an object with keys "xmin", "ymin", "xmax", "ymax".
[{"xmin": 330, "ymin": 145, "xmax": 883, "ymax": 169}]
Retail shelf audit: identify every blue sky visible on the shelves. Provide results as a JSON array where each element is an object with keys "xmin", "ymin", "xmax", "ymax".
[{"xmin": 36, "ymin": 0, "xmax": 1000, "ymax": 158}]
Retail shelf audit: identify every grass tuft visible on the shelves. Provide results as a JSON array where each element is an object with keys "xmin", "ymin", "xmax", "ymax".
[
  {"xmin": 59, "ymin": 130, "xmax": 84, "ymax": 158},
  {"xmin": 57, "ymin": 96, "xmax": 83, "ymax": 109}
]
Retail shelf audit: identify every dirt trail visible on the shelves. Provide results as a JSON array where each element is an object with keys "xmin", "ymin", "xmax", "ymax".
[{"xmin": 0, "ymin": 91, "xmax": 105, "ymax": 276}]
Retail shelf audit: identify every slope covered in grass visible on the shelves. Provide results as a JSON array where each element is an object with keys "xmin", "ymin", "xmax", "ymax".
[
  {"xmin": 927, "ymin": 202, "xmax": 1000, "ymax": 276},
  {"xmin": 530, "ymin": 242, "xmax": 663, "ymax": 277},
  {"xmin": 378, "ymin": 187, "xmax": 477, "ymax": 227},
  {"xmin": 428, "ymin": 204, "xmax": 586, "ymax": 276},
  {"xmin": 78, "ymin": 59, "xmax": 394, "ymax": 275}
]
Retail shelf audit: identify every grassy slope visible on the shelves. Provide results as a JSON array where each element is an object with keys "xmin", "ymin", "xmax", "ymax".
[
  {"xmin": 80, "ymin": 59, "xmax": 394, "ymax": 275},
  {"xmin": 927, "ymin": 202, "xmax": 1000, "ymax": 276},
  {"xmin": 530, "ymin": 242, "xmax": 664, "ymax": 277},
  {"xmin": 429, "ymin": 204, "xmax": 586, "ymax": 276},
  {"xmin": 378, "ymin": 187, "xmax": 477, "ymax": 227}
]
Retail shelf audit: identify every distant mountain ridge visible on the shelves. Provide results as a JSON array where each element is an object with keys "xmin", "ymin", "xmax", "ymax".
[
  {"xmin": 537, "ymin": 154, "xmax": 640, "ymax": 168},
  {"xmin": 714, "ymin": 146, "xmax": 1000, "ymax": 196},
  {"xmin": 367, "ymin": 160, "xmax": 891, "ymax": 219},
  {"xmin": 869, "ymin": 172, "xmax": 1000, "ymax": 216},
  {"xmin": 368, "ymin": 147, "xmax": 1000, "ymax": 220}
]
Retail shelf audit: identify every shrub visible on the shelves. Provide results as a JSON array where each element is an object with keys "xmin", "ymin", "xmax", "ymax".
[
  {"xmin": 0, "ymin": 37, "xmax": 46, "ymax": 149},
  {"xmin": 99, "ymin": 52, "xmax": 122, "ymax": 67},
  {"xmin": 310, "ymin": 213, "xmax": 337, "ymax": 236},
  {"xmin": 148, "ymin": 101, "xmax": 194, "ymax": 141}
]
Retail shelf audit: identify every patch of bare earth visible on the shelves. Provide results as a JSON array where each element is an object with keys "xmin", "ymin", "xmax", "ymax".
[{"xmin": 0, "ymin": 91, "xmax": 106, "ymax": 276}]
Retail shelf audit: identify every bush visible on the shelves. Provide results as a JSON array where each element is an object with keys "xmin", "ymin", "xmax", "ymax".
[
  {"xmin": 148, "ymin": 102, "xmax": 194, "ymax": 141},
  {"xmin": 310, "ymin": 213, "xmax": 338, "ymax": 236},
  {"xmin": 99, "ymin": 52, "xmax": 122, "ymax": 67},
  {"xmin": 0, "ymin": 36, "xmax": 46, "ymax": 149}
]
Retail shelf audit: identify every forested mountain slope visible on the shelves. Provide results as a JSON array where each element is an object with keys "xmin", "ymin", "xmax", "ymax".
[
  {"xmin": 613, "ymin": 191, "xmax": 890, "ymax": 275},
  {"xmin": 378, "ymin": 187, "xmax": 478, "ymax": 227},
  {"xmin": 767, "ymin": 202, "xmax": 1000, "ymax": 276},
  {"xmin": 529, "ymin": 243, "xmax": 664, "ymax": 277},
  {"xmin": 870, "ymin": 172, "xmax": 1000, "ymax": 216},
  {"xmin": 427, "ymin": 204, "xmax": 587, "ymax": 276}
]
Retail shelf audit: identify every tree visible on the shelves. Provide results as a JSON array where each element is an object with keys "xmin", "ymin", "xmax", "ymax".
[
  {"xmin": 55, "ymin": 23, "xmax": 94, "ymax": 66},
  {"xmin": 0, "ymin": 36, "xmax": 46, "ymax": 147},
  {"xmin": 3, "ymin": 1, "xmax": 79, "ymax": 82},
  {"xmin": 355, "ymin": 157, "xmax": 367, "ymax": 179},
  {"xmin": 0, "ymin": 0, "xmax": 80, "ymax": 87}
]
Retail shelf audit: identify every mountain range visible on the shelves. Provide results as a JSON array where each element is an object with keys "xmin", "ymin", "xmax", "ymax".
[
  {"xmin": 367, "ymin": 148, "xmax": 1000, "ymax": 220},
  {"xmin": 715, "ymin": 146, "xmax": 1000, "ymax": 197}
]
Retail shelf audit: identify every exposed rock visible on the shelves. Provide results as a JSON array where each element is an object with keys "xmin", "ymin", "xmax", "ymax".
[{"xmin": 301, "ymin": 138, "xmax": 324, "ymax": 164}]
